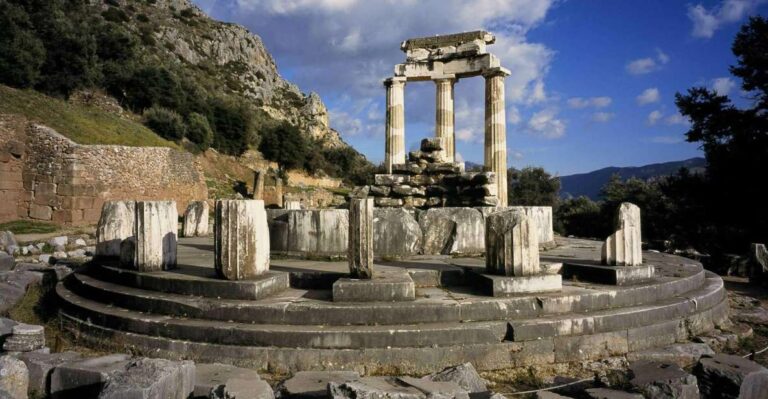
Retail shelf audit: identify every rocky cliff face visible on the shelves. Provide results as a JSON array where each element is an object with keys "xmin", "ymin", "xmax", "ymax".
[{"xmin": 96, "ymin": 0, "xmax": 344, "ymax": 148}]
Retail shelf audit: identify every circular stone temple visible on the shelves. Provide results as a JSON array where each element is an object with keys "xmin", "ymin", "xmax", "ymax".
[{"xmin": 57, "ymin": 31, "xmax": 729, "ymax": 375}]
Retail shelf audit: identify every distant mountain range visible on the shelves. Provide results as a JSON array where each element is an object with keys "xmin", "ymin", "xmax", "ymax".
[{"xmin": 559, "ymin": 157, "xmax": 706, "ymax": 200}]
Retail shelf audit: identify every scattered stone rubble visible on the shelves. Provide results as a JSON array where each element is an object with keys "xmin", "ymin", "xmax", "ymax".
[{"xmin": 363, "ymin": 138, "xmax": 498, "ymax": 209}]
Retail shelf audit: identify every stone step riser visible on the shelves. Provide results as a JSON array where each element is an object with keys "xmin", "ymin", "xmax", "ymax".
[
  {"xmin": 57, "ymin": 298, "xmax": 730, "ymax": 374},
  {"xmin": 509, "ymin": 277, "xmax": 725, "ymax": 341},
  {"xmin": 69, "ymin": 268, "xmax": 708, "ymax": 326},
  {"xmin": 57, "ymin": 284, "xmax": 508, "ymax": 349}
]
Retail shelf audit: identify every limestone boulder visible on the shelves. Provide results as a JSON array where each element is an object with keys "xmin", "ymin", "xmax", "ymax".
[
  {"xmin": 602, "ymin": 202, "xmax": 642, "ymax": 266},
  {"xmin": 419, "ymin": 208, "xmax": 485, "ymax": 255},
  {"xmin": 20, "ymin": 351, "xmax": 82, "ymax": 397},
  {"xmin": 0, "ymin": 253, "xmax": 13, "ymax": 272},
  {"xmin": 0, "ymin": 355, "xmax": 28, "ymax": 399},
  {"xmin": 426, "ymin": 363, "xmax": 488, "ymax": 393},
  {"xmin": 628, "ymin": 361, "xmax": 699, "ymax": 399},
  {"xmin": 0, "ymin": 231, "xmax": 17, "ymax": 256},
  {"xmin": 182, "ymin": 201, "xmax": 209, "ymax": 237},
  {"xmin": 98, "ymin": 358, "xmax": 195, "ymax": 399},
  {"xmin": 373, "ymin": 208, "xmax": 422, "ymax": 258},
  {"xmin": 195, "ymin": 363, "xmax": 274, "ymax": 399},
  {"xmin": 693, "ymin": 354, "xmax": 768, "ymax": 399},
  {"xmin": 96, "ymin": 201, "xmax": 135, "ymax": 259},
  {"xmin": 329, "ymin": 377, "xmax": 424, "ymax": 399},
  {"xmin": 50, "ymin": 354, "xmax": 131, "ymax": 398},
  {"xmin": 277, "ymin": 370, "xmax": 359, "ymax": 399},
  {"xmin": 215, "ymin": 200, "xmax": 270, "ymax": 280}
]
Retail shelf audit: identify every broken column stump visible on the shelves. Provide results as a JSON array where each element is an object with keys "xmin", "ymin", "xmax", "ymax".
[
  {"xmin": 214, "ymin": 200, "xmax": 270, "ymax": 280},
  {"xmin": 333, "ymin": 198, "xmax": 415, "ymax": 302},
  {"xmin": 124, "ymin": 201, "xmax": 177, "ymax": 272},
  {"xmin": 476, "ymin": 209, "xmax": 561, "ymax": 295},
  {"xmin": 182, "ymin": 201, "xmax": 209, "ymax": 237},
  {"xmin": 564, "ymin": 202, "xmax": 654, "ymax": 285},
  {"xmin": 95, "ymin": 201, "xmax": 135, "ymax": 259}
]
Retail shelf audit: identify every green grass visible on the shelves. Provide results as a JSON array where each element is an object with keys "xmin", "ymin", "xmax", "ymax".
[
  {"xmin": 0, "ymin": 220, "xmax": 59, "ymax": 234},
  {"xmin": 0, "ymin": 85, "xmax": 178, "ymax": 148}
]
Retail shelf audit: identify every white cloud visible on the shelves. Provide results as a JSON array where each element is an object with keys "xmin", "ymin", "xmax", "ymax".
[
  {"xmin": 626, "ymin": 49, "xmax": 670, "ymax": 75},
  {"xmin": 456, "ymin": 128, "xmax": 479, "ymax": 143},
  {"xmin": 567, "ymin": 96, "xmax": 612, "ymax": 109},
  {"xmin": 591, "ymin": 112, "xmax": 614, "ymax": 123},
  {"xmin": 527, "ymin": 108, "xmax": 566, "ymax": 139},
  {"xmin": 637, "ymin": 88, "xmax": 660, "ymax": 105},
  {"xmin": 712, "ymin": 77, "xmax": 736, "ymax": 96},
  {"xmin": 509, "ymin": 150, "xmax": 524, "ymax": 161},
  {"xmin": 647, "ymin": 110, "xmax": 664, "ymax": 125},
  {"xmin": 665, "ymin": 113, "xmax": 691, "ymax": 126},
  {"xmin": 688, "ymin": 0, "xmax": 765, "ymax": 38}
]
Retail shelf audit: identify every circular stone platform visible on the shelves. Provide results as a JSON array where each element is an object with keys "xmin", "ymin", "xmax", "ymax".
[{"xmin": 56, "ymin": 237, "xmax": 729, "ymax": 374}]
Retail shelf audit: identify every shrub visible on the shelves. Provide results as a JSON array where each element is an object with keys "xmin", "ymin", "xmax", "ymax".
[
  {"xmin": 258, "ymin": 122, "xmax": 308, "ymax": 172},
  {"xmin": 143, "ymin": 106, "xmax": 186, "ymax": 140},
  {"xmin": 0, "ymin": 2, "xmax": 46, "ymax": 88},
  {"xmin": 209, "ymin": 98, "xmax": 252, "ymax": 155},
  {"xmin": 101, "ymin": 7, "xmax": 129, "ymax": 23},
  {"xmin": 186, "ymin": 112, "xmax": 213, "ymax": 150}
]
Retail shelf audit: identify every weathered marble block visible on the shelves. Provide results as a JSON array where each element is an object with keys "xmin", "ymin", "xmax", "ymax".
[
  {"xmin": 215, "ymin": 200, "xmax": 270, "ymax": 280},
  {"xmin": 348, "ymin": 198, "xmax": 374, "ymax": 279},
  {"xmin": 602, "ymin": 202, "xmax": 642, "ymax": 266},
  {"xmin": 485, "ymin": 209, "xmax": 539, "ymax": 276},
  {"xmin": 131, "ymin": 201, "xmax": 178, "ymax": 272},
  {"xmin": 95, "ymin": 201, "xmax": 135, "ymax": 258},
  {"xmin": 182, "ymin": 201, "xmax": 209, "ymax": 237},
  {"xmin": 284, "ymin": 200, "xmax": 302, "ymax": 210}
]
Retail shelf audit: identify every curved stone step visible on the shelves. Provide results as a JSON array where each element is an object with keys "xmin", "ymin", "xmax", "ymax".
[
  {"xmin": 69, "ymin": 265, "xmax": 707, "ymax": 326},
  {"xmin": 56, "ymin": 272, "xmax": 725, "ymax": 350},
  {"xmin": 57, "ymin": 294, "xmax": 731, "ymax": 374},
  {"xmin": 56, "ymin": 283, "xmax": 508, "ymax": 349}
]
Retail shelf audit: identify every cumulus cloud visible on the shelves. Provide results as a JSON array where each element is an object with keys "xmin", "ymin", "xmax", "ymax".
[
  {"xmin": 647, "ymin": 110, "xmax": 664, "ymax": 125},
  {"xmin": 527, "ymin": 108, "xmax": 566, "ymax": 139},
  {"xmin": 626, "ymin": 49, "xmax": 670, "ymax": 75},
  {"xmin": 637, "ymin": 88, "xmax": 660, "ymax": 105},
  {"xmin": 712, "ymin": 77, "xmax": 736, "ymax": 96},
  {"xmin": 688, "ymin": 0, "xmax": 765, "ymax": 38},
  {"xmin": 567, "ymin": 96, "xmax": 612, "ymax": 109},
  {"xmin": 665, "ymin": 113, "xmax": 691, "ymax": 126},
  {"xmin": 197, "ymin": 0, "xmax": 559, "ymax": 146},
  {"xmin": 591, "ymin": 112, "xmax": 614, "ymax": 123}
]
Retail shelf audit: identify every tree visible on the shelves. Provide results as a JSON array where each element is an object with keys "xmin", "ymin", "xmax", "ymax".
[
  {"xmin": 0, "ymin": 1, "xmax": 45, "ymax": 88},
  {"xmin": 554, "ymin": 196, "xmax": 602, "ymax": 239},
  {"xmin": 186, "ymin": 112, "xmax": 213, "ymax": 150},
  {"xmin": 675, "ymin": 16, "xmax": 768, "ymax": 252},
  {"xmin": 258, "ymin": 122, "xmax": 309, "ymax": 172},
  {"xmin": 143, "ymin": 106, "xmax": 186, "ymax": 141},
  {"xmin": 508, "ymin": 167, "xmax": 561, "ymax": 206},
  {"xmin": 599, "ymin": 174, "xmax": 670, "ymax": 244}
]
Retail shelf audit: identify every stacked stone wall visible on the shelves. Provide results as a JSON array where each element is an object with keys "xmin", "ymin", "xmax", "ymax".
[{"xmin": 0, "ymin": 117, "xmax": 208, "ymax": 225}]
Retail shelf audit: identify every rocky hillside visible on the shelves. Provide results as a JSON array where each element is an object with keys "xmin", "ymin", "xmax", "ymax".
[{"xmin": 99, "ymin": 0, "xmax": 343, "ymax": 148}]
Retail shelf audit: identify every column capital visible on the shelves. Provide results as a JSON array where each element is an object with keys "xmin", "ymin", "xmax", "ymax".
[
  {"xmin": 482, "ymin": 67, "xmax": 511, "ymax": 79},
  {"xmin": 432, "ymin": 74, "xmax": 457, "ymax": 83},
  {"xmin": 383, "ymin": 76, "xmax": 407, "ymax": 87}
]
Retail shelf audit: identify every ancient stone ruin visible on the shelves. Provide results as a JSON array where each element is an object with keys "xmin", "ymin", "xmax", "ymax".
[
  {"xmin": 182, "ymin": 201, "xmax": 209, "ymax": 237},
  {"xmin": 214, "ymin": 200, "xmax": 270, "ymax": 280},
  {"xmin": 602, "ymin": 202, "xmax": 643, "ymax": 266},
  {"xmin": 381, "ymin": 30, "xmax": 510, "ymax": 207}
]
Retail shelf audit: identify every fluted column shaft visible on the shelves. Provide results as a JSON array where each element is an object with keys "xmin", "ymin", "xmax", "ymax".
[
  {"xmin": 435, "ymin": 77, "xmax": 455, "ymax": 162},
  {"xmin": 385, "ymin": 77, "xmax": 406, "ymax": 173},
  {"xmin": 484, "ymin": 69, "xmax": 509, "ymax": 207}
]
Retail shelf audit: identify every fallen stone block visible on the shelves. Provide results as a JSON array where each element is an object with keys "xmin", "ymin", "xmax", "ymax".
[
  {"xmin": 19, "ymin": 351, "xmax": 82, "ymax": 397},
  {"xmin": 0, "ymin": 355, "xmax": 28, "ymax": 399},
  {"xmin": 195, "ymin": 363, "xmax": 273, "ymax": 399},
  {"xmin": 277, "ymin": 370, "xmax": 359, "ymax": 399},
  {"xmin": 627, "ymin": 343, "xmax": 715, "ymax": 368},
  {"xmin": 373, "ymin": 208, "xmax": 422, "ymax": 258},
  {"xmin": 398, "ymin": 376, "xmax": 469, "ymax": 399},
  {"xmin": 419, "ymin": 208, "xmax": 485, "ymax": 255},
  {"xmin": 2, "ymin": 324, "xmax": 45, "ymax": 352},
  {"xmin": 49, "ymin": 353, "xmax": 131, "ymax": 398},
  {"xmin": 693, "ymin": 354, "xmax": 768, "ymax": 399},
  {"xmin": 0, "ymin": 318, "xmax": 17, "ymax": 346},
  {"xmin": 99, "ymin": 358, "xmax": 195, "ymax": 399},
  {"xmin": 329, "ymin": 377, "xmax": 424, "ymax": 399},
  {"xmin": 421, "ymin": 218, "xmax": 455, "ymax": 255},
  {"xmin": 628, "ymin": 360, "xmax": 699, "ymax": 399},
  {"xmin": 0, "ymin": 253, "xmax": 13, "ymax": 272},
  {"xmin": 426, "ymin": 363, "xmax": 488, "ymax": 393},
  {"xmin": 48, "ymin": 236, "xmax": 68, "ymax": 248},
  {"xmin": 585, "ymin": 388, "xmax": 642, "ymax": 399}
]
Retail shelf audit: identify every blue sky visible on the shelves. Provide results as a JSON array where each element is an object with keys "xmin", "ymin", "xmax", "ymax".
[{"xmin": 193, "ymin": 0, "xmax": 765, "ymax": 175}]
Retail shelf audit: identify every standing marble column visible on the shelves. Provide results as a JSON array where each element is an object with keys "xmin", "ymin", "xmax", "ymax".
[
  {"xmin": 132, "ymin": 201, "xmax": 178, "ymax": 271},
  {"xmin": 435, "ymin": 76, "xmax": 456, "ymax": 162},
  {"xmin": 348, "ymin": 198, "xmax": 374, "ymax": 279},
  {"xmin": 483, "ymin": 68, "xmax": 510, "ymax": 207},
  {"xmin": 215, "ymin": 200, "xmax": 270, "ymax": 280},
  {"xmin": 385, "ymin": 77, "xmax": 406, "ymax": 173},
  {"xmin": 602, "ymin": 202, "xmax": 642, "ymax": 266},
  {"xmin": 485, "ymin": 209, "xmax": 539, "ymax": 276},
  {"xmin": 252, "ymin": 170, "xmax": 265, "ymax": 200}
]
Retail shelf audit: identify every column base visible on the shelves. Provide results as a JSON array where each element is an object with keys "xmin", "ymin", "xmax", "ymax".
[
  {"xmin": 332, "ymin": 271, "xmax": 416, "ymax": 302},
  {"xmin": 473, "ymin": 273, "xmax": 562, "ymax": 296},
  {"xmin": 562, "ymin": 262, "xmax": 655, "ymax": 285}
]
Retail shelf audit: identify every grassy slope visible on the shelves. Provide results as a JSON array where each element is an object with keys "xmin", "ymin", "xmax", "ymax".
[{"xmin": 0, "ymin": 85, "xmax": 177, "ymax": 148}]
